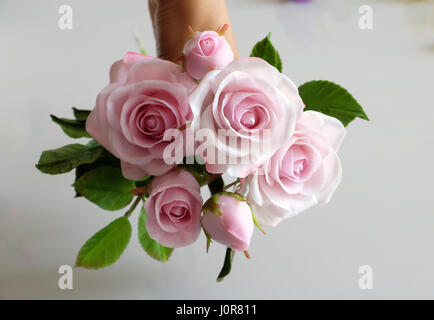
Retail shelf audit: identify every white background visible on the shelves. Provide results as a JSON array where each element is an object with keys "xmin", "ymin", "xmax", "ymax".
[{"xmin": 1, "ymin": 0, "xmax": 434, "ymax": 299}]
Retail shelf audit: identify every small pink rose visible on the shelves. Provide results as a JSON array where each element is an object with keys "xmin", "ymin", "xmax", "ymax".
[
  {"xmin": 246, "ymin": 111, "xmax": 346, "ymax": 226},
  {"xmin": 183, "ymin": 31, "xmax": 234, "ymax": 80},
  {"xmin": 86, "ymin": 52, "xmax": 196, "ymax": 180},
  {"xmin": 144, "ymin": 170, "xmax": 203, "ymax": 248},
  {"xmin": 201, "ymin": 193, "xmax": 254, "ymax": 251}
]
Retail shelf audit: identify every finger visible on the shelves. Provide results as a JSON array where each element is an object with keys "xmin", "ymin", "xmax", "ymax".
[{"xmin": 148, "ymin": 0, "xmax": 157, "ymax": 39}]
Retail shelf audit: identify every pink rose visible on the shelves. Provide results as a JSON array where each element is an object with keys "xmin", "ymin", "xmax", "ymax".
[
  {"xmin": 190, "ymin": 57, "xmax": 304, "ymax": 178},
  {"xmin": 202, "ymin": 193, "xmax": 254, "ymax": 251},
  {"xmin": 144, "ymin": 170, "xmax": 203, "ymax": 248},
  {"xmin": 183, "ymin": 31, "xmax": 234, "ymax": 80},
  {"xmin": 246, "ymin": 111, "xmax": 346, "ymax": 226},
  {"xmin": 86, "ymin": 52, "xmax": 196, "ymax": 180}
]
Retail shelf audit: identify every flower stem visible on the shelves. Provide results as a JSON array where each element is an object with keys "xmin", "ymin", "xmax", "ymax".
[
  {"xmin": 223, "ymin": 179, "xmax": 240, "ymax": 191},
  {"xmin": 124, "ymin": 194, "xmax": 143, "ymax": 218}
]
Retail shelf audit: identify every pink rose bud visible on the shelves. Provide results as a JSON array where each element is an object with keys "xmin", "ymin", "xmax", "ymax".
[
  {"xmin": 183, "ymin": 30, "xmax": 234, "ymax": 80},
  {"xmin": 201, "ymin": 193, "xmax": 254, "ymax": 252}
]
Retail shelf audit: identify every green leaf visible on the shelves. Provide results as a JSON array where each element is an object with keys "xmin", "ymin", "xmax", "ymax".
[
  {"xmin": 74, "ymin": 150, "xmax": 121, "ymax": 197},
  {"xmin": 217, "ymin": 247, "xmax": 235, "ymax": 282},
  {"xmin": 179, "ymin": 157, "xmax": 219, "ymax": 187},
  {"xmin": 76, "ymin": 217, "xmax": 132, "ymax": 269},
  {"xmin": 250, "ymin": 33, "xmax": 282, "ymax": 72},
  {"xmin": 298, "ymin": 80, "xmax": 369, "ymax": 127},
  {"xmin": 134, "ymin": 175, "xmax": 153, "ymax": 188},
  {"xmin": 74, "ymin": 166, "xmax": 135, "ymax": 211},
  {"xmin": 72, "ymin": 107, "xmax": 91, "ymax": 121},
  {"xmin": 75, "ymin": 151, "xmax": 120, "ymax": 180},
  {"xmin": 35, "ymin": 140, "xmax": 103, "ymax": 174},
  {"xmin": 208, "ymin": 176, "xmax": 224, "ymax": 195},
  {"xmin": 138, "ymin": 207, "xmax": 174, "ymax": 262},
  {"xmin": 50, "ymin": 115, "xmax": 90, "ymax": 139}
]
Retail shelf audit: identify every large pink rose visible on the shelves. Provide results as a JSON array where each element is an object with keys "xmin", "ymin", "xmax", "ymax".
[
  {"xmin": 86, "ymin": 52, "xmax": 196, "ymax": 180},
  {"xmin": 183, "ymin": 31, "xmax": 234, "ymax": 80},
  {"xmin": 144, "ymin": 170, "xmax": 203, "ymax": 248},
  {"xmin": 190, "ymin": 57, "xmax": 304, "ymax": 178},
  {"xmin": 246, "ymin": 111, "xmax": 346, "ymax": 226}
]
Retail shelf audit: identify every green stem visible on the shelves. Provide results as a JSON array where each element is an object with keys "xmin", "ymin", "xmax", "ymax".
[
  {"xmin": 223, "ymin": 179, "xmax": 240, "ymax": 191},
  {"xmin": 124, "ymin": 194, "xmax": 143, "ymax": 218}
]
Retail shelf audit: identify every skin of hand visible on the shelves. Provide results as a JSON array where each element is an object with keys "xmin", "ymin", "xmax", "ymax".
[{"xmin": 148, "ymin": 0, "xmax": 239, "ymax": 61}]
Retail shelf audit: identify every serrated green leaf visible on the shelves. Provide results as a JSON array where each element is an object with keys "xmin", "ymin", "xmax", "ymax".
[
  {"xmin": 138, "ymin": 207, "xmax": 174, "ymax": 262},
  {"xmin": 76, "ymin": 217, "xmax": 132, "ymax": 269},
  {"xmin": 72, "ymin": 107, "xmax": 91, "ymax": 121},
  {"xmin": 217, "ymin": 247, "xmax": 235, "ymax": 282},
  {"xmin": 50, "ymin": 114, "xmax": 90, "ymax": 138},
  {"xmin": 298, "ymin": 80, "xmax": 369, "ymax": 127},
  {"xmin": 74, "ymin": 166, "xmax": 134, "ymax": 211},
  {"xmin": 35, "ymin": 140, "xmax": 103, "ymax": 174},
  {"xmin": 250, "ymin": 33, "xmax": 282, "ymax": 72}
]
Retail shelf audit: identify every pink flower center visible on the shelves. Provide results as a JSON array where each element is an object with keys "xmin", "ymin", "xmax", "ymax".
[
  {"xmin": 169, "ymin": 206, "xmax": 187, "ymax": 220},
  {"xmin": 132, "ymin": 101, "xmax": 179, "ymax": 141},
  {"xmin": 162, "ymin": 201, "xmax": 190, "ymax": 224},
  {"xmin": 137, "ymin": 111, "xmax": 164, "ymax": 138},
  {"xmin": 240, "ymin": 110, "xmax": 259, "ymax": 129},
  {"xmin": 280, "ymin": 145, "xmax": 311, "ymax": 182},
  {"xmin": 293, "ymin": 159, "xmax": 306, "ymax": 175},
  {"xmin": 199, "ymin": 37, "xmax": 216, "ymax": 56},
  {"xmin": 223, "ymin": 92, "xmax": 271, "ymax": 133},
  {"xmin": 144, "ymin": 116, "xmax": 157, "ymax": 130}
]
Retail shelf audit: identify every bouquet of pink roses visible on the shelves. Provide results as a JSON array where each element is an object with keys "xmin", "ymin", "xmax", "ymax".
[{"xmin": 36, "ymin": 26, "xmax": 368, "ymax": 281}]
